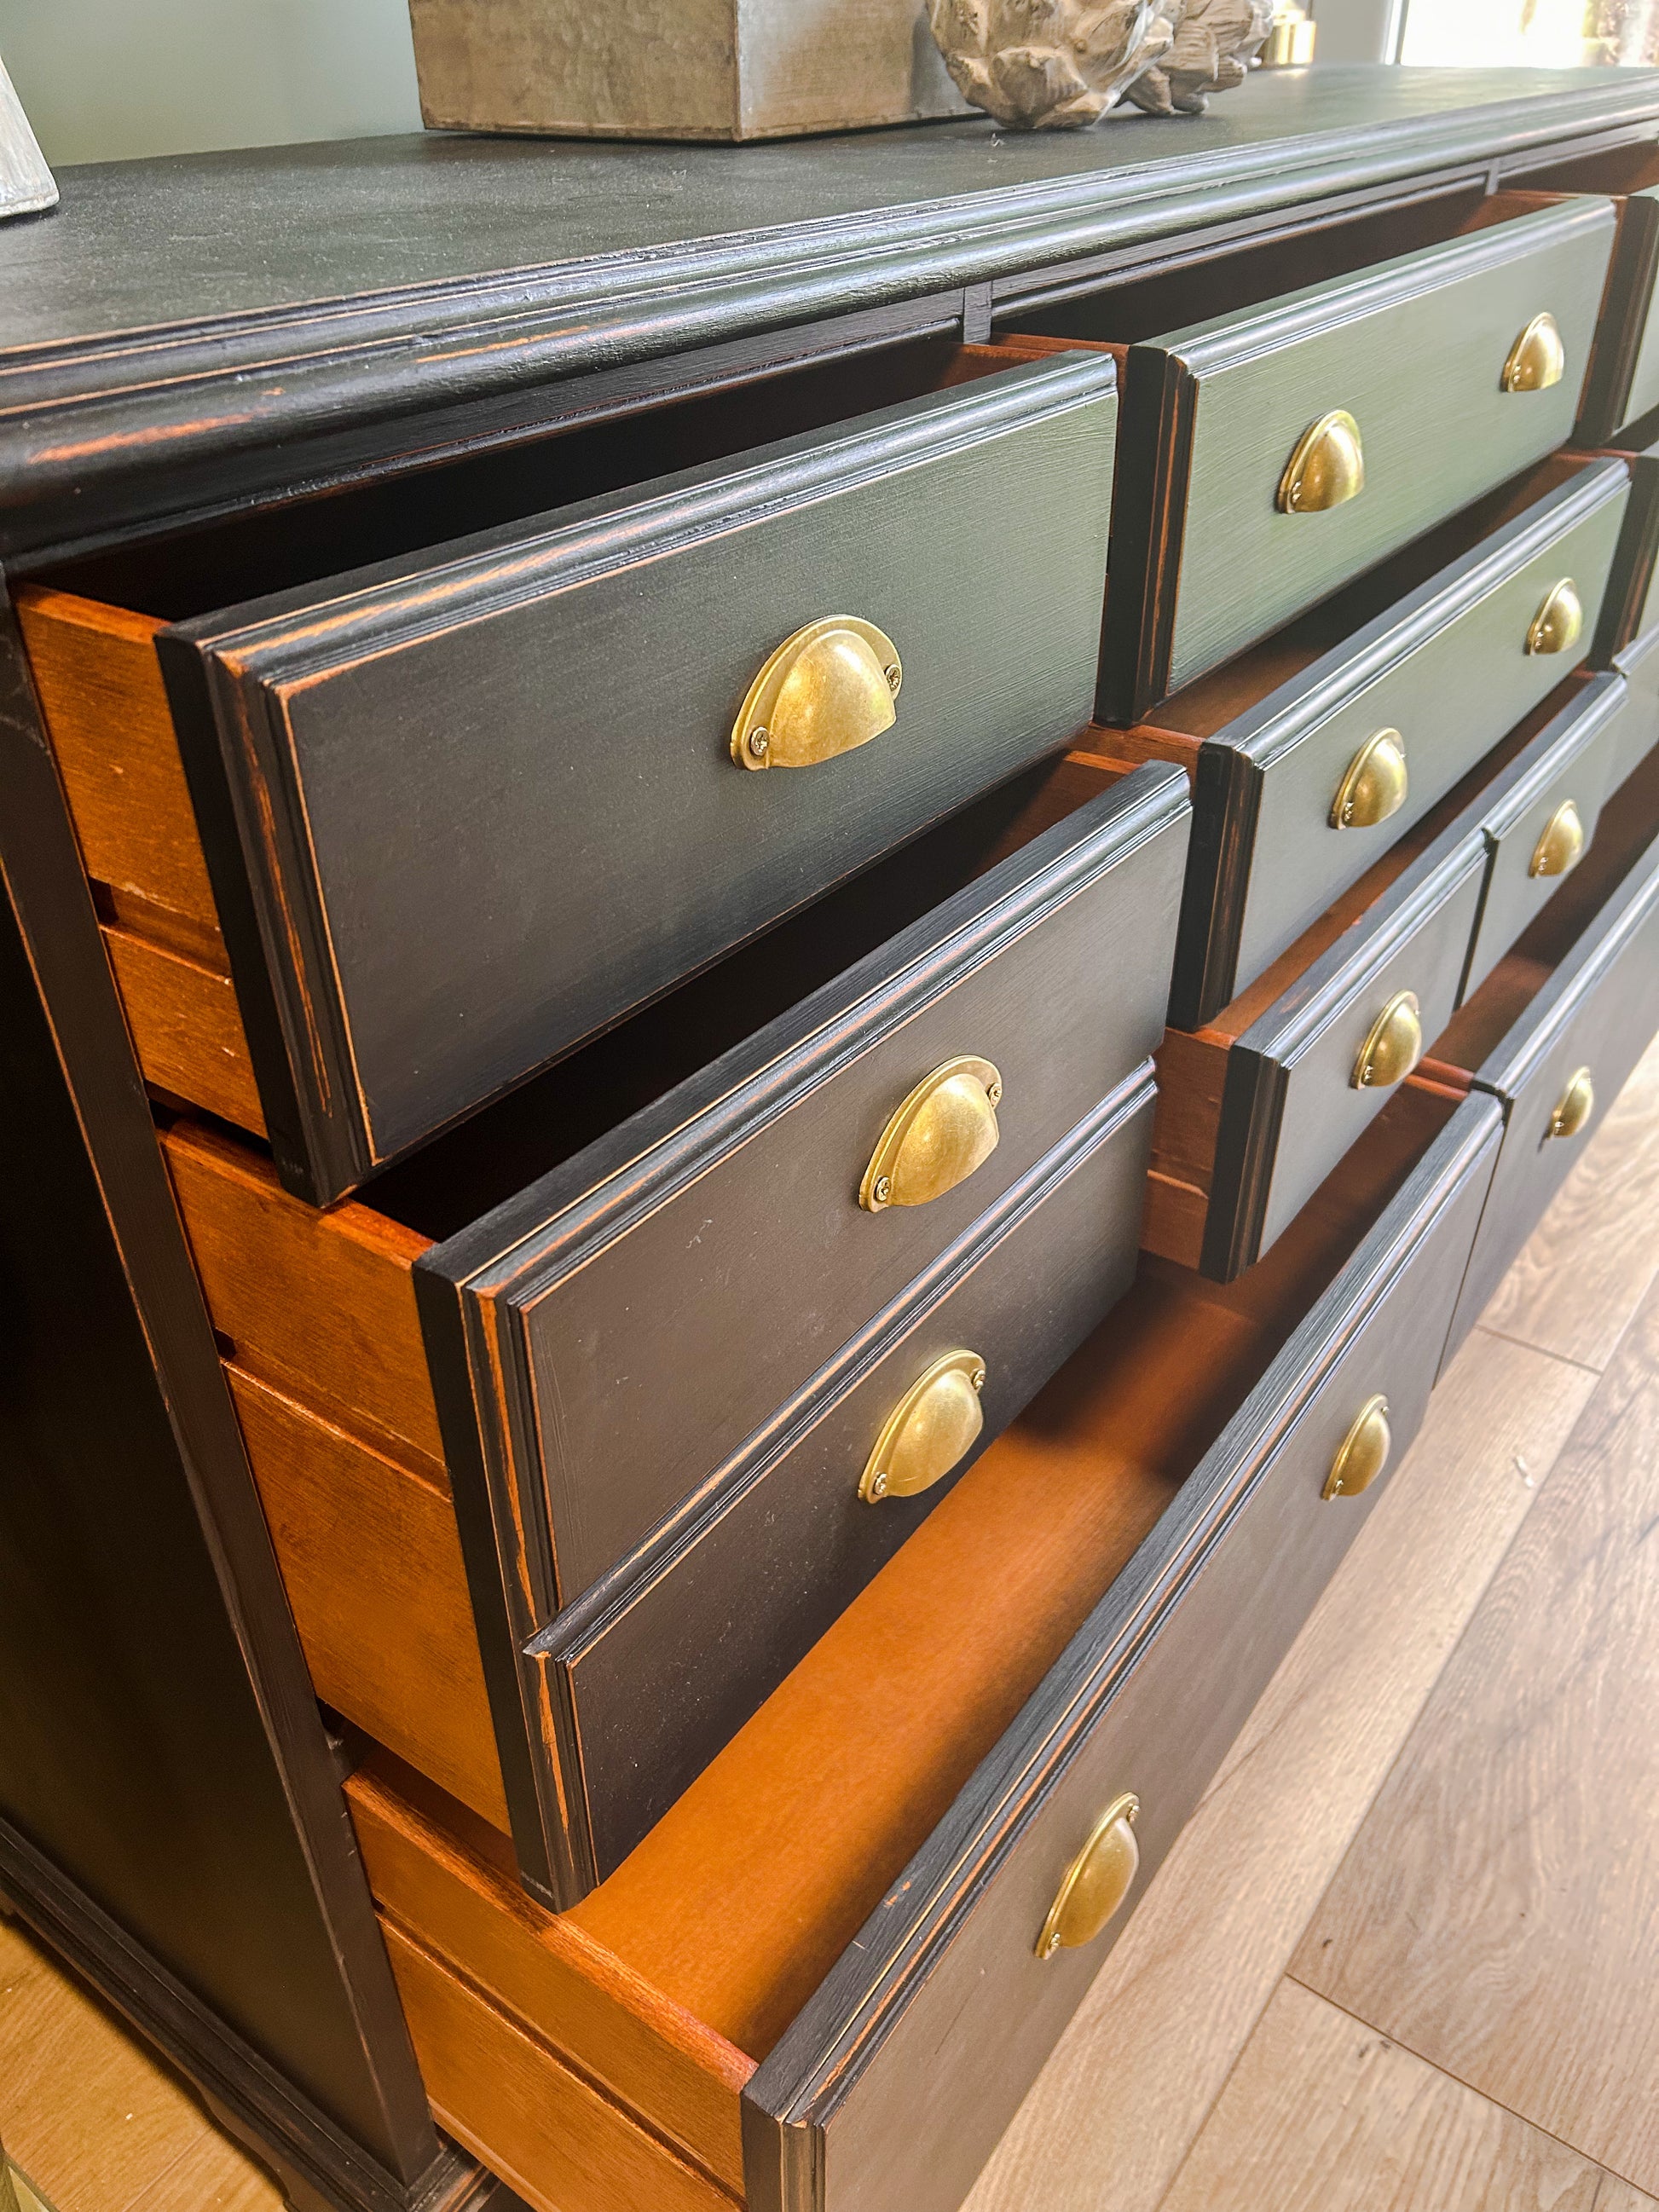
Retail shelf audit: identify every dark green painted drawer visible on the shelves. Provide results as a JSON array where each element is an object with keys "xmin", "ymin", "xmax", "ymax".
[
  {"xmin": 1113, "ymin": 454, "xmax": 1629, "ymax": 1028},
  {"xmin": 158, "ymin": 347, "xmax": 1119, "ymax": 1206},
  {"xmin": 1462, "ymin": 673, "xmax": 1633, "ymax": 996},
  {"xmin": 1436, "ymin": 745, "xmax": 1659, "ymax": 1361},
  {"xmin": 744, "ymin": 1089, "xmax": 1500, "ymax": 2212},
  {"xmin": 1014, "ymin": 194, "xmax": 1616, "ymax": 720}
]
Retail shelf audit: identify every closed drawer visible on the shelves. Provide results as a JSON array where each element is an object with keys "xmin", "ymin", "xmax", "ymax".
[
  {"xmin": 536, "ymin": 1066, "xmax": 1156, "ymax": 1897},
  {"xmin": 1006, "ymin": 192, "xmax": 1615, "ymax": 719},
  {"xmin": 165, "ymin": 757, "xmax": 1188, "ymax": 1900},
  {"xmin": 1146, "ymin": 806, "xmax": 1488, "ymax": 1282},
  {"xmin": 344, "ymin": 1079, "xmax": 1500, "ymax": 2212},
  {"xmin": 1612, "ymin": 603, "xmax": 1659, "ymax": 785},
  {"xmin": 1462, "ymin": 673, "xmax": 1631, "ymax": 995},
  {"xmin": 1100, "ymin": 453, "xmax": 1628, "ymax": 1025},
  {"xmin": 19, "ymin": 339, "xmax": 1117, "ymax": 1206},
  {"xmin": 1431, "ymin": 741, "xmax": 1659, "ymax": 1359},
  {"xmin": 1515, "ymin": 143, "xmax": 1659, "ymax": 442}
]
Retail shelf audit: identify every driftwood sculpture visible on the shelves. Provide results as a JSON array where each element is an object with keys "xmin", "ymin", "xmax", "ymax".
[{"xmin": 928, "ymin": 0, "xmax": 1274, "ymax": 130}]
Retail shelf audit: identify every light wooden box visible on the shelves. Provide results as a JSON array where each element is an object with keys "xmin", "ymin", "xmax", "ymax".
[{"xmin": 406, "ymin": 0, "xmax": 973, "ymax": 141}]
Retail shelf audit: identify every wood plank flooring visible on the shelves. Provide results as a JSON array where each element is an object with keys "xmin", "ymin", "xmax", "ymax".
[{"xmin": 5, "ymin": 1037, "xmax": 1659, "ymax": 2212}]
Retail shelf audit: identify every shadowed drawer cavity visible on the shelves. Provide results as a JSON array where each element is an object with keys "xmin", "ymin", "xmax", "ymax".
[{"xmin": 151, "ymin": 347, "xmax": 1119, "ymax": 1204}]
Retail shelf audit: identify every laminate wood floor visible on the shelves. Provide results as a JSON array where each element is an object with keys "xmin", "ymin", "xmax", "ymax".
[{"xmin": 6, "ymin": 1039, "xmax": 1659, "ymax": 2212}]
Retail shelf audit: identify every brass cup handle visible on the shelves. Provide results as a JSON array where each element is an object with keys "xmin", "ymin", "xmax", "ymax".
[
  {"xmin": 1037, "ymin": 1794, "xmax": 1141, "ymax": 1960},
  {"xmin": 1526, "ymin": 579, "xmax": 1583, "ymax": 658},
  {"xmin": 1331, "ymin": 728, "xmax": 1408, "ymax": 830},
  {"xmin": 859, "ymin": 1349, "xmax": 986, "ymax": 1504},
  {"xmin": 731, "ymin": 616, "xmax": 902, "ymax": 770},
  {"xmin": 1501, "ymin": 310, "xmax": 1566, "ymax": 393},
  {"xmin": 1352, "ymin": 990, "xmax": 1423, "ymax": 1090},
  {"xmin": 860, "ymin": 1057, "xmax": 1003, "ymax": 1213},
  {"xmin": 1277, "ymin": 408, "xmax": 1365, "ymax": 514},
  {"xmin": 1529, "ymin": 800, "xmax": 1586, "ymax": 881},
  {"xmin": 1547, "ymin": 1066, "xmax": 1594, "ymax": 1141},
  {"xmin": 1323, "ymin": 1394, "xmax": 1391, "ymax": 1500}
]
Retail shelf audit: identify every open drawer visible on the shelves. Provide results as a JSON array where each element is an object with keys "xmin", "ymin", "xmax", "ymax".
[
  {"xmin": 1426, "ymin": 738, "xmax": 1659, "ymax": 1359},
  {"xmin": 342, "ymin": 1074, "xmax": 1502, "ymax": 2212},
  {"xmin": 162, "ymin": 755, "xmax": 1189, "ymax": 1904},
  {"xmin": 1136, "ymin": 671, "xmax": 1638, "ymax": 1280},
  {"xmin": 17, "ymin": 336, "xmax": 1115, "ymax": 1205},
  {"xmin": 1110, "ymin": 453, "xmax": 1627, "ymax": 1027},
  {"xmin": 1001, "ymin": 188, "xmax": 1616, "ymax": 720}
]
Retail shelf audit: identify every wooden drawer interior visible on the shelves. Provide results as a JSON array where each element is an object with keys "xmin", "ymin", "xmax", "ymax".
[
  {"xmin": 15, "ymin": 337, "xmax": 1050, "ymax": 1141},
  {"xmin": 334, "ymin": 1071, "xmax": 1467, "ymax": 2206}
]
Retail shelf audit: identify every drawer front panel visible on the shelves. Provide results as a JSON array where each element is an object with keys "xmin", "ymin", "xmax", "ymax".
[
  {"xmin": 429, "ymin": 767, "xmax": 1188, "ymax": 1614},
  {"xmin": 1448, "ymin": 830, "xmax": 1659, "ymax": 1356},
  {"xmin": 1616, "ymin": 187, "xmax": 1659, "ymax": 434},
  {"xmin": 1613, "ymin": 618, "xmax": 1659, "ymax": 785},
  {"xmin": 165, "ymin": 355, "xmax": 1118, "ymax": 1206},
  {"xmin": 1226, "ymin": 468, "xmax": 1627, "ymax": 1008},
  {"xmin": 1463, "ymin": 675, "xmax": 1630, "ymax": 996},
  {"xmin": 744, "ymin": 1097, "xmax": 1503, "ymax": 2212},
  {"xmin": 1210, "ymin": 832, "xmax": 1488, "ymax": 1277},
  {"xmin": 1154, "ymin": 200, "xmax": 1614, "ymax": 698},
  {"xmin": 538, "ymin": 1069, "xmax": 1155, "ymax": 1896}
]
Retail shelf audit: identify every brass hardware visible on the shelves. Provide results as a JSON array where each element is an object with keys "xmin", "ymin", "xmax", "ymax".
[
  {"xmin": 1526, "ymin": 579, "xmax": 1583, "ymax": 657},
  {"xmin": 1036, "ymin": 1794, "xmax": 1142, "ymax": 1959},
  {"xmin": 1352, "ymin": 990, "xmax": 1423, "ymax": 1090},
  {"xmin": 1260, "ymin": 2, "xmax": 1316, "ymax": 64},
  {"xmin": 1277, "ymin": 409, "xmax": 1365, "ymax": 515},
  {"xmin": 1501, "ymin": 311, "xmax": 1566, "ymax": 394},
  {"xmin": 1322, "ymin": 1395, "xmax": 1392, "ymax": 1500},
  {"xmin": 859, "ymin": 1350, "xmax": 986, "ymax": 1504},
  {"xmin": 1529, "ymin": 799, "xmax": 1586, "ymax": 880},
  {"xmin": 1331, "ymin": 729, "xmax": 1408, "ymax": 830},
  {"xmin": 731, "ymin": 617, "xmax": 902, "ymax": 771},
  {"xmin": 1547, "ymin": 1066, "xmax": 1594, "ymax": 1141},
  {"xmin": 860, "ymin": 1057, "xmax": 1003, "ymax": 1214}
]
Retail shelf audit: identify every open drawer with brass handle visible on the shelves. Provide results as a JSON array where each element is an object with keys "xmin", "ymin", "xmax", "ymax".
[
  {"xmin": 339, "ymin": 1076, "xmax": 1501, "ymax": 2212},
  {"xmin": 1105, "ymin": 453, "xmax": 1628, "ymax": 1027},
  {"xmin": 160, "ymin": 755, "xmax": 1188, "ymax": 1901},
  {"xmin": 15, "ymin": 336, "xmax": 1116, "ymax": 1205},
  {"xmin": 1136, "ymin": 668, "xmax": 1633, "ymax": 1281},
  {"xmin": 1426, "ymin": 737, "xmax": 1659, "ymax": 1361},
  {"xmin": 999, "ymin": 189, "xmax": 1616, "ymax": 721}
]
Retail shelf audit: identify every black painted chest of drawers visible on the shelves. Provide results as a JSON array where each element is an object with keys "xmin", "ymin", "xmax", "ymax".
[{"xmin": 7, "ymin": 64, "xmax": 1659, "ymax": 2212}]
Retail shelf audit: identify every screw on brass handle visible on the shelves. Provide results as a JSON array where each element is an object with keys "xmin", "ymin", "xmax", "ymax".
[
  {"xmin": 1501, "ymin": 310, "xmax": 1566, "ymax": 393},
  {"xmin": 1529, "ymin": 800, "xmax": 1586, "ymax": 881},
  {"xmin": 1526, "ymin": 579, "xmax": 1583, "ymax": 658},
  {"xmin": 1331, "ymin": 729, "xmax": 1408, "ymax": 830},
  {"xmin": 1037, "ymin": 1794, "xmax": 1141, "ymax": 1960},
  {"xmin": 1276, "ymin": 409, "xmax": 1365, "ymax": 514},
  {"xmin": 1323, "ymin": 1394, "xmax": 1391, "ymax": 1500},
  {"xmin": 1547, "ymin": 1066, "xmax": 1594, "ymax": 1141},
  {"xmin": 731, "ymin": 616, "xmax": 901, "ymax": 770},
  {"xmin": 860, "ymin": 1057, "xmax": 1003, "ymax": 1213},
  {"xmin": 1352, "ymin": 990, "xmax": 1423, "ymax": 1090},
  {"xmin": 859, "ymin": 1350, "xmax": 986, "ymax": 1504}
]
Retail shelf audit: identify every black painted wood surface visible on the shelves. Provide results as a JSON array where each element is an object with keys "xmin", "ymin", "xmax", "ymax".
[
  {"xmin": 162, "ymin": 352, "xmax": 1117, "ymax": 1205},
  {"xmin": 1446, "ymin": 771, "xmax": 1659, "ymax": 1359},
  {"xmin": 3, "ymin": 72, "xmax": 1658, "ymax": 556},
  {"xmin": 1203, "ymin": 829, "xmax": 1488, "ymax": 1281},
  {"xmin": 1099, "ymin": 197, "xmax": 1616, "ymax": 719},
  {"xmin": 1169, "ymin": 457, "xmax": 1628, "ymax": 1028},
  {"xmin": 536, "ymin": 1065, "xmax": 1155, "ymax": 1893},
  {"xmin": 743, "ymin": 1091, "xmax": 1501, "ymax": 2212}
]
